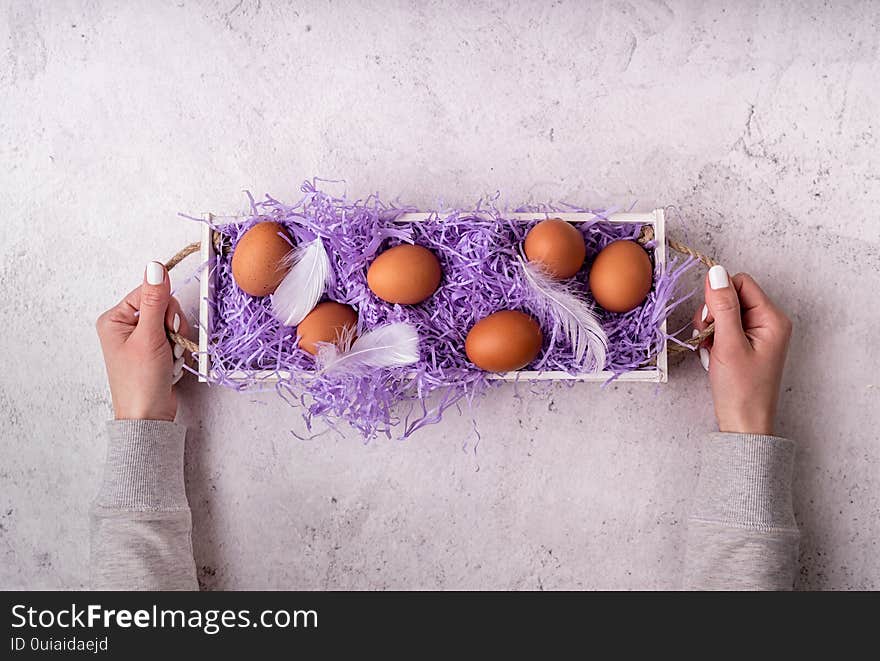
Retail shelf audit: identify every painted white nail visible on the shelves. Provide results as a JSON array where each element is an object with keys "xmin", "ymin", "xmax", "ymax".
[
  {"xmin": 173, "ymin": 343, "xmax": 184, "ymax": 359},
  {"xmin": 692, "ymin": 329, "xmax": 700, "ymax": 339},
  {"xmin": 172, "ymin": 356, "xmax": 185, "ymax": 384},
  {"xmin": 173, "ymin": 313, "xmax": 181, "ymax": 333},
  {"xmin": 146, "ymin": 261, "xmax": 165, "ymax": 285},
  {"xmin": 701, "ymin": 304, "xmax": 709, "ymax": 323},
  {"xmin": 708, "ymin": 264, "xmax": 729, "ymax": 290},
  {"xmin": 699, "ymin": 346, "xmax": 710, "ymax": 371}
]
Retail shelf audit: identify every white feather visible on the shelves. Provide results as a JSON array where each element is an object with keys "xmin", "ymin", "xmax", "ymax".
[
  {"xmin": 271, "ymin": 238, "xmax": 331, "ymax": 326},
  {"xmin": 519, "ymin": 256, "xmax": 608, "ymax": 372},
  {"xmin": 316, "ymin": 322, "xmax": 420, "ymax": 372}
]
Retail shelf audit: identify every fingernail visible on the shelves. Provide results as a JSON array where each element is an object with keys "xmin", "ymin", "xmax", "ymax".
[
  {"xmin": 172, "ymin": 356, "xmax": 185, "ymax": 383},
  {"xmin": 173, "ymin": 343, "xmax": 184, "ymax": 359},
  {"xmin": 699, "ymin": 346, "xmax": 710, "ymax": 371},
  {"xmin": 701, "ymin": 304, "xmax": 709, "ymax": 323},
  {"xmin": 173, "ymin": 313, "xmax": 180, "ymax": 333},
  {"xmin": 692, "ymin": 329, "xmax": 700, "ymax": 340},
  {"xmin": 146, "ymin": 261, "xmax": 165, "ymax": 285},
  {"xmin": 708, "ymin": 264, "xmax": 729, "ymax": 290}
]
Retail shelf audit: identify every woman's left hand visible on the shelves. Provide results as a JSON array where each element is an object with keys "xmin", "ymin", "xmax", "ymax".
[{"xmin": 96, "ymin": 261, "xmax": 192, "ymax": 421}]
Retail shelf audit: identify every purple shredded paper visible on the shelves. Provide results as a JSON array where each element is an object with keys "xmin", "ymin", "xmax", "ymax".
[{"xmin": 197, "ymin": 180, "xmax": 696, "ymax": 439}]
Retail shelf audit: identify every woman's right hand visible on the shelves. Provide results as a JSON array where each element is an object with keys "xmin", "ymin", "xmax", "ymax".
[{"xmin": 692, "ymin": 266, "xmax": 793, "ymax": 436}]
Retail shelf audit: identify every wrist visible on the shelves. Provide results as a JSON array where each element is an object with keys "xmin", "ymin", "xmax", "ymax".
[
  {"xmin": 115, "ymin": 412, "xmax": 176, "ymax": 422},
  {"xmin": 718, "ymin": 413, "xmax": 774, "ymax": 436},
  {"xmin": 113, "ymin": 399, "xmax": 176, "ymax": 422}
]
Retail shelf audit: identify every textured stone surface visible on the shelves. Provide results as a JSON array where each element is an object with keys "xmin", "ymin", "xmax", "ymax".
[{"xmin": 1, "ymin": 1, "xmax": 878, "ymax": 590}]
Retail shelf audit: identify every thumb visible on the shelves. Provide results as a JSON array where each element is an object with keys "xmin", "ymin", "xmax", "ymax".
[
  {"xmin": 705, "ymin": 264, "xmax": 749, "ymax": 353},
  {"xmin": 135, "ymin": 261, "xmax": 171, "ymax": 338}
]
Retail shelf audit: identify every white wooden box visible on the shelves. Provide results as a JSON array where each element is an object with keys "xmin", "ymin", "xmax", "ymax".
[{"xmin": 198, "ymin": 209, "xmax": 667, "ymax": 384}]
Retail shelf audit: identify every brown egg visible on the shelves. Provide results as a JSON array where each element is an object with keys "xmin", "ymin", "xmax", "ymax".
[
  {"xmin": 523, "ymin": 218, "xmax": 586, "ymax": 279},
  {"xmin": 296, "ymin": 302, "xmax": 358, "ymax": 355},
  {"xmin": 465, "ymin": 310, "xmax": 543, "ymax": 372},
  {"xmin": 588, "ymin": 240, "xmax": 653, "ymax": 313},
  {"xmin": 231, "ymin": 222, "xmax": 293, "ymax": 297},
  {"xmin": 367, "ymin": 244, "xmax": 442, "ymax": 305}
]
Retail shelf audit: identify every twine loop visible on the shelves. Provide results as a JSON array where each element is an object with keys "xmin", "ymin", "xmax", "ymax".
[
  {"xmin": 163, "ymin": 243, "xmax": 201, "ymax": 355},
  {"xmin": 637, "ymin": 225, "xmax": 716, "ymax": 355}
]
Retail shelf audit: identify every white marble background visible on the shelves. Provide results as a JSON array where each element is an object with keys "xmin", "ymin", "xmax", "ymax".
[{"xmin": 2, "ymin": 0, "xmax": 878, "ymax": 590}]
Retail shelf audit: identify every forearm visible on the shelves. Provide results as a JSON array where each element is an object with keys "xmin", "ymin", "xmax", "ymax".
[
  {"xmin": 683, "ymin": 433, "xmax": 800, "ymax": 590},
  {"xmin": 90, "ymin": 420, "xmax": 198, "ymax": 591}
]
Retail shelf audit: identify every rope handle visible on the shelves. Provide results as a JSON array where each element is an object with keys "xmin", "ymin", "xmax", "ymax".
[
  {"xmin": 164, "ymin": 228, "xmax": 716, "ymax": 357},
  {"xmin": 164, "ymin": 242, "xmax": 201, "ymax": 355},
  {"xmin": 636, "ymin": 225, "xmax": 716, "ymax": 355}
]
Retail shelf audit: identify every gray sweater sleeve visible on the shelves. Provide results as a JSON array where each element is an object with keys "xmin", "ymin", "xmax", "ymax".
[
  {"xmin": 683, "ymin": 432, "xmax": 800, "ymax": 590},
  {"xmin": 90, "ymin": 420, "xmax": 198, "ymax": 591}
]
